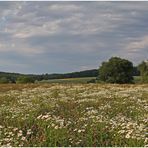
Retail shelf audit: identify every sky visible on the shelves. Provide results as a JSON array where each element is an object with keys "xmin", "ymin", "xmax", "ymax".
[{"xmin": 0, "ymin": 1, "xmax": 148, "ymax": 74}]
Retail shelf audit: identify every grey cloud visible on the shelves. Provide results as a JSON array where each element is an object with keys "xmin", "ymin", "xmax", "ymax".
[{"xmin": 0, "ymin": 2, "xmax": 148, "ymax": 73}]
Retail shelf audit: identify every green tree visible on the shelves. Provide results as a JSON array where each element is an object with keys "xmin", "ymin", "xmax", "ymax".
[
  {"xmin": 99, "ymin": 57, "xmax": 134, "ymax": 84},
  {"xmin": 16, "ymin": 76, "xmax": 35, "ymax": 84},
  {"xmin": 138, "ymin": 60, "xmax": 148, "ymax": 83}
]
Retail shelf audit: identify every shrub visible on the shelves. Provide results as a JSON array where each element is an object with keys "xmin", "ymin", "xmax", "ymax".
[
  {"xmin": 138, "ymin": 61, "xmax": 148, "ymax": 83},
  {"xmin": 16, "ymin": 76, "xmax": 35, "ymax": 84}
]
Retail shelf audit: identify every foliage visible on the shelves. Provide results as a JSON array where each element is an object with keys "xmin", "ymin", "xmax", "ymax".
[
  {"xmin": 133, "ymin": 66, "xmax": 140, "ymax": 76},
  {"xmin": 133, "ymin": 76, "xmax": 141, "ymax": 84},
  {"xmin": 40, "ymin": 69, "xmax": 98, "ymax": 80},
  {"xmin": 16, "ymin": 76, "xmax": 35, "ymax": 84},
  {"xmin": 0, "ymin": 69, "xmax": 98, "ymax": 83},
  {"xmin": 99, "ymin": 57, "xmax": 134, "ymax": 84},
  {"xmin": 87, "ymin": 79, "xmax": 96, "ymax": 83},
  {"xmin": 138, "ymin": 61, "xmax": 148, "ymax": 83}
]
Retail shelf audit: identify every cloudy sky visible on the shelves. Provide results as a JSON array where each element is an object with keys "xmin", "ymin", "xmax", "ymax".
[{"xmin": 0, "ymin": 2, "xmax": 148, "ymax": 74}]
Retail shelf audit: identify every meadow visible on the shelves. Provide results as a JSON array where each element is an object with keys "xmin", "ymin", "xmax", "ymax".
[
  {"xmin": 38, "ymin": 77, "xmax": 96, "ymax": 84},
  {"xmin": 0, "ymin": 83, "xmax": 147, "ymax": 147}
]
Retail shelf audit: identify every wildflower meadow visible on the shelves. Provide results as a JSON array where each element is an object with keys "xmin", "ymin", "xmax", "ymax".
[{"xmin": 0, "ymin": 84, "xmax": 147, "ymax": 147}]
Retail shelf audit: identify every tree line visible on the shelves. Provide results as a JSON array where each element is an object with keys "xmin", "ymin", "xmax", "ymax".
[
  {"xmin": 0, "ymin": 69, "xmax": 98, "ymax": 84},
  {"xmin": 0, "ymin": 57, "xmax": 147, "ymax": 84}
]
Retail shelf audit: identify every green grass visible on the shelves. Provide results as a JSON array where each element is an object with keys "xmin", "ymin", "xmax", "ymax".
[
  {"xmin": 0, "ymin": 83, "xmax": 147, "ymax": 147},
  {"xmin": 37, "ymin": 76, "xmax": 142, "ymax": 84},
  {"xmin": 38, "ymin": 77, "xmax": 96, "ymax": 84}
]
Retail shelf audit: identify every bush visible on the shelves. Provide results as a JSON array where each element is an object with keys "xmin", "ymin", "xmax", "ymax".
[
  {"xmin": 99, "ymin": 57, "xmax": 134, "ymax": 84},
  {"xmin": 87, "ymin": 79, "xmax": 96, "ymax": 83},
  {"xmin": 138, "ymin": 61, "xmax": 148, "ymax": 83},
  {"xmin": 16, "ymin": 76, "xmax": 35, "ymax": 84}
]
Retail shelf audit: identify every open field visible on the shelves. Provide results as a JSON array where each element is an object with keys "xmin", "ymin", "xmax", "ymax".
[
  {"xmin": 38, "ymin": 76, "xmax": 142, "ymax": 84},
  {"xmin": 38, "ymin": 77, "xmax": 96, "ymax": 84},
  {"xmin": 0, "ymin": 84, "xmax": 147, "ymax": 147}
]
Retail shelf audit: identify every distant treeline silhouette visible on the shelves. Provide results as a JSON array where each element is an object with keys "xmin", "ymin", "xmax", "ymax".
[{"xmin": 0, "ymin": 69, "xmax": 98, "ymax": 83}]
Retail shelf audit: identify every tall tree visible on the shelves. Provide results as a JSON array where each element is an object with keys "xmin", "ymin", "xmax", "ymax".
[{"xmin": 99, "ymin": 57, "xmax": 134, "ymax": 84}]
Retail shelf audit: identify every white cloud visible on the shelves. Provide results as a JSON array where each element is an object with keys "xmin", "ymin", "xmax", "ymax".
[
  {"xmin": 48, "ymin": 4, "xmax": 80, "ymax": 12},
  {"xmin": 125, "ymin": 36, "xmax": 148, "ymax": 52}
]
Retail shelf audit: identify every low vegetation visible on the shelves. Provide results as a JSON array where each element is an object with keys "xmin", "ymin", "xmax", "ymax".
[
  {"xmin": 16, "ymin": 76, "xmax": 35, "ymax": 84},
  {"xmin": 0, "ymin": 84, "xmax": 147, "ymax": 147},
  {"xmin": 38, "ymin": 77, "xmax": 96, "ymax": 84},
  {"xmin": 138, "ymin": 61, "xmax": 148, "ymax": 83}
]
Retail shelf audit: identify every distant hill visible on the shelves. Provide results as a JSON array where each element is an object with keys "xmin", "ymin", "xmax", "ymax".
[
  {"xmin": 0, "ymin": 69, "xmax": 98, "ymax": 83},
  {"xmin": 42, "ymin": 69, "xmax": 98, "ymax": 79}
]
